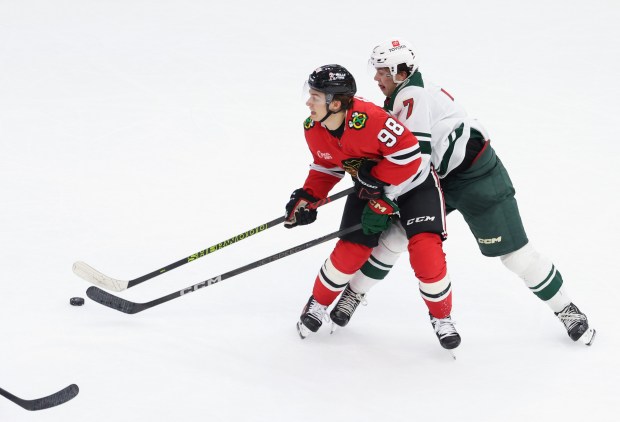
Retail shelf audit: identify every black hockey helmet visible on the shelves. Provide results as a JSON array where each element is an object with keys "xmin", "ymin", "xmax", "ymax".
[{"xmin": 308, "ymin": 64, "xmax": 357, "ymax": 105}]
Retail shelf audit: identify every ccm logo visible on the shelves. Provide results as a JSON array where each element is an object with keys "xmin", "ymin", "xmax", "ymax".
[
  {"xmin": 478, "ymin": 236, "xmax": 502, "ymax": 244},
  {"xmin": 406, "ymin": 216, "xmax": 435, "ymax": 225},
  {"xmin": 180, "ymin": 275, "xmax": 222, "ymax": 295}
]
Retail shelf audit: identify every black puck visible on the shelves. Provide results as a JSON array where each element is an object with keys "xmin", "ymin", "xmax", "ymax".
[{"xmin": 70, "ymin": 297, "xmax": 85, "ymax": 306}]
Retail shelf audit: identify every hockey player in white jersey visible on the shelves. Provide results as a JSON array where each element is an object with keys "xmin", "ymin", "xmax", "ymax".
[{"xmin": 330, "ymin": 38, "xmax": 595, "ymax": 345}]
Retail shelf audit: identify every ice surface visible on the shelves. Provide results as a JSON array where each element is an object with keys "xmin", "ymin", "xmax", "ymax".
[{"xmin": 1, "ymin": 1, "xmax": 618, "ymax": 420}]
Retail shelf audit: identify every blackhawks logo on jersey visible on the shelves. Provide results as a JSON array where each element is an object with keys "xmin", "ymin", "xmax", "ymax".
[
  {"xmin": 348, "ymin": 112, "xmax": 368, "ymax": 130},
  {"xmin": 342, "ymin": 157, "xmax": 365, "ymax": 177},
  {"xmin": 303, "ymin": 117, "xmax": 315, "ymax": 130}
]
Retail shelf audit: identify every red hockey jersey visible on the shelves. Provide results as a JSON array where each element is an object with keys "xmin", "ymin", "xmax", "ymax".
[{"xmin": 302, "ymin": 97, "xmax": 422, "ymax": 199}]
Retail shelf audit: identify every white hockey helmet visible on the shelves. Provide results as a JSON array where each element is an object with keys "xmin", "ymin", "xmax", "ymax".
[{"xmin": 369, "ymin": 38, "xmax": 419, "ymax": 83}]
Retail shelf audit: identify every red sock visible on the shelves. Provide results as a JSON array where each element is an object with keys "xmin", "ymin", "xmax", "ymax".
[
  {"xmin": 312, "ymin": 240, "xmax": 372, "ymax": 305},
  {"xmin": 408, "ymin": 233, "xmax": 452, "ymax": 318}
]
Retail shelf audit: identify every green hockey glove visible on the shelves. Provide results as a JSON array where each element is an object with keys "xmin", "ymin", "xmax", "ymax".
[{"xmin": 361, "ymin": 195, "xmax": 399, "ymax": 235}]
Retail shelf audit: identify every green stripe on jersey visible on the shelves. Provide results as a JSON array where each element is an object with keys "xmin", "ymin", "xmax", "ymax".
[
  {"xmin": 412, "ymin": 133, "xmax": 431, "ymax": 155},
  {"xmin": 413, "ymin": 132, "xmax": 431, "ymax": 138},
  {"xmin": 437, "ymin": 124, "xmax": 464, "ymax": 177},
  {"xmin": 418, "ymin": 140, "xmax": 431, "ymax": 154}
]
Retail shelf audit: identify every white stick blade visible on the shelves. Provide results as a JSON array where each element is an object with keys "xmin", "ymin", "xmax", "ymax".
[{"xmin": 72, "ymin": 261, "xmax": 128, "ymax": 292}]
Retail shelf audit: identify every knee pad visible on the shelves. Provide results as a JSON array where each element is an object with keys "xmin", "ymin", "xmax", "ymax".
[
  {"xmin": 500, "ymin": 243, "xmax": 552, "ymax": 284},
  {"xmin": 379, "ymin": 223, "xmax": 409, "ymax": 254},
  {"xmin": 408, "ymin": 233, "xmax": 447, "ymax": 283}
]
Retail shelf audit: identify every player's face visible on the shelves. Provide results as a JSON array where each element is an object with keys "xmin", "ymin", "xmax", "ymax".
[
  {"xmin": 374, "ymin": 68, "xmax": 398, "ymax": 96},
  {"xmin": 306, "ymin": 88, "xmax": 329, "ymax": 121}
]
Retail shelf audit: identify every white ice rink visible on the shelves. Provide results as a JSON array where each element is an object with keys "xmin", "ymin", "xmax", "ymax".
[{"xmin": 1, "ymin": 1, "xmax": 619, "ymax": 420}]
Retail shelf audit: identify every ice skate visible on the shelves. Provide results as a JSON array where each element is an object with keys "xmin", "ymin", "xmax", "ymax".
[
  {"xmin": 555, "ymin": 303, "xmax": 595, "ymax": 345},
  {"xmin": 297, "ymin": 296, "xmax": 328, "ymax": 339},
  {"xmin": 430, "ymin": 313, "xmax": 461, "ymax": 357},
  {"xmin": 329, "ymin": 285, "xmax": 367, "ymax": 331}
]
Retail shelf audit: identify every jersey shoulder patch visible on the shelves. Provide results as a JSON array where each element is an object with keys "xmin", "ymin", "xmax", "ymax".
[
  {"xmin": 303, "ymin": 117, "xmax": 315, "ymax": 130},
  {"xmin": 348, "ymin": 111, "xmax": 368, "ymax": 130}
]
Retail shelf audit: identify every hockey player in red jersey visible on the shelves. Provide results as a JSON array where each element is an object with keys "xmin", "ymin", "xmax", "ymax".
[{"xmin": 285, "ymin": 64, "xmax": 461, "ymax": 351}]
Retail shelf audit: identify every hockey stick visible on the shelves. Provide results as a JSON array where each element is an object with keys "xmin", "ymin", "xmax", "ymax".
[
  {"xmin": 74, "ymin": 187, "xmax": 355, "ymax": 292},
  {"xmin": 87, "ymin": 223, "xmax": 363, "ymax": 314},
  {"xmin": 0, "ymin": 384, "xmax": 79, "ymax": 411}
]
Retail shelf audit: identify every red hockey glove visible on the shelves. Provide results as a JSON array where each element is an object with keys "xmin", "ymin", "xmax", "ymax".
[
  {"xmin": 284, "ymin": 188, "xmax": 319, "ymax": 229},
  {"xmin": 354, "ymin": 159, "xmax": 387, "ymax": 200},
  {"xmin": 361, "ymin": 195, "xmax": 399, "ymax": 235}
]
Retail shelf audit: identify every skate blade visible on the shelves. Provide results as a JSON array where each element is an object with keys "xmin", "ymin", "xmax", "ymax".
[
  {"xmin": 330, "ymin": 322, "xmax": 338, "ymax": 335},
  {"xmin": 580, "ymin": 328, "xmax": 596, "ymax": 346},
  {"xmin": 447, "ymin": 349, "xmax": 457, "ymax": 360},
  {"xmin": 296, "ymin": 321, "xmax": 311, "ymax": 340}
]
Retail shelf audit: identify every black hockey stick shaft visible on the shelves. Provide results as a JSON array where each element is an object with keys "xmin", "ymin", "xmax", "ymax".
[
  {"xmin": 87, "ymin": 223, "xmax": 363, "ymax": 314},
  {"xmin": 124, "ymin": 187, "xmax": 353, "ymax": 288},
  {"xmin": 0, "ymin": 384, "xmax": 79, "ymax": 411}
]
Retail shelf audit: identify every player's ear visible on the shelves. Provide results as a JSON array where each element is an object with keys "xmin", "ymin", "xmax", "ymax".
[
  {"xmin": 395, "ymin": 71, "xmax": 409, "ymax": 83},
  {"xmin": 329, "ymin": 99, "xmax": 342, "ymax": 112}
]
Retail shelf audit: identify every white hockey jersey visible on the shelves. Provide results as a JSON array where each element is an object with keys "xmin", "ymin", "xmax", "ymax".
[{"xmin": 385, "ymin": 72, "xmax": 489, "ymax": 178}]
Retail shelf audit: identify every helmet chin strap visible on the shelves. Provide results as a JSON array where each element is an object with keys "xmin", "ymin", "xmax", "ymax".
[
  {"xmin": 391, "ymin": 67, "xmax": 414, "ymax": 85},
  {"xmin": 320, "ymin": 107, "xmax": 346, "ymax": 123},
  {"xmin": 392, "ymin": 73, "xmax": 408, "ymax": 85},
  {"xmin": 319, "ymin": 110, "xmax": 334, "ymax": 123},
  {"xmin": 320, "ymin": 94, "xmax": 335, "ymax": 123}
]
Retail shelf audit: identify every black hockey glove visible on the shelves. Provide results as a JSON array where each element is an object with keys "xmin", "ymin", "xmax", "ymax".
[
  {"xmin": 284, "ymin": 188, "xmax": 318, "ymax": 229},
  {"xmin": 354, "ymin": 159, "xmax": 387, "ymax": 200}
]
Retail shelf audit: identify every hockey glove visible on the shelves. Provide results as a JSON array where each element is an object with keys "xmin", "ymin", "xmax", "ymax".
[
  {"xmin": 284, "ymin": 188, "xmax": 319, "ymax": 229},
  {"xmin": 361, "ymin": 195, "xmax": 399, "ymax": 235},
  {"xmin": 354, "ymin": 159, "xmax": 387, "ymax": 200}
]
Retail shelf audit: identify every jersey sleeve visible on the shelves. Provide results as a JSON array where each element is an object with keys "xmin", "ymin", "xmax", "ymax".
[
  {"xmin": 301, "ymin": 131, "xmax": 345, "ymax": 199},
  {"xmin": 302, "ymin": 167, "xmax": 342, "ymax": 199}
]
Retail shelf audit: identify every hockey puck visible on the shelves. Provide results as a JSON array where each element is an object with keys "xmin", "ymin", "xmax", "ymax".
[{"xmin": 70, "ymin": 297, "xmax": 85, "ymax": 306}]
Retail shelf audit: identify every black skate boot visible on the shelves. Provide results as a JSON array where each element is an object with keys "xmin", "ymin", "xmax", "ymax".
[
  {"xmin": 430, "ymin": 313, "xmax": 461, "ymax": 350},
  {"xmin": 296, "ymin": 296, "xmax": 328, "ymax": 339},
  {"xmin": 330, "ymin": 285, "xmax": 367, "ymax": 328},
  {"xmin": 555, "ymin": 302, "xmax": 596, "ymax": 345}
]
